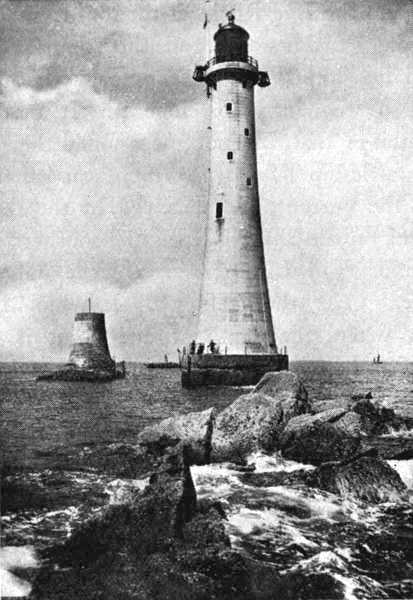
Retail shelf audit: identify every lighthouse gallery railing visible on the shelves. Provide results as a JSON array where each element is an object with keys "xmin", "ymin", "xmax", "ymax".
[{"xmin": 206, "ymin": 55, "xmax": 259, "ymax": 69}]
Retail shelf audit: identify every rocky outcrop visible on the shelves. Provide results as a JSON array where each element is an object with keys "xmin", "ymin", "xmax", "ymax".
[
  {"xmin": 137, "ymin": 408, "xmax": 216, "ymax": 465},
  {"xmin": 362, "ymin": 436, "xmax": 413, "ymax": 460},
  {"xmin": 210, "ymin": 391, "xmax": 284, "ymax": 462},
  {"xmin": 31, "ymin": 444, "xmax": 283, "ymax": 600},
  {"xmin": 279, "ymin": 409, "xmax": 361, "ymax": 465},
  {"xmin": 254, "ymin": 370, "xmax": 312, "ymax": 422},
  {"xmin": 350, "ymin": 398, "xmax": 397, "ymax": 435},
  {"xmin": 210, "ymin": 372, "xmax": 312, "ymax": 463},
  {"xmin": 333, "ymin": 410, "xmax": 365, "ymax": 437},
  {"xmin": 307, "ymin": 454, "xmax": 408, "ymax": 504},
  {"xmin": 38, "ymin": 444, "xmax": 197, "ymax": 571}
]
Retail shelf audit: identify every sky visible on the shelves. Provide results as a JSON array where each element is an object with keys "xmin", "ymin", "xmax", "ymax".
[{"xmin": 0, "ymin": 0, "xmax": 412, "ymax": 362}]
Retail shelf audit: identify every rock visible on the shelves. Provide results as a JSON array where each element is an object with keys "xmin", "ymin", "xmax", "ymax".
[
  {"xmin": 273, "ymin": 572, "xmax": 344, "ymax": 600},
  {"xmin": 333, "ymin": 411, "xmax": 365, "ymax": 437},
  {"xmin": 137, "ymin": 408, "xmax": 215, "ymax": 465},
  {"xmin": 351, "ymin": 391, "xmax": 373, "ymax": 401},
  {"xmin": 254, "ymin": 370, "xmax": 312, "ymax": 422},
  {"xmin": 175, "ymin": 548, "xmax": 281, "ymax": 600},
  {"xmin": 32, "ymin": 444, "xmax": 282, "ymax": 600},
  {"xmin": 105, "ymin": 478, "xmax": 148, "ymax": 505},
  {"xmin": 351, "ymin": 398, "xmax": 396, "ymax": 435},
  {"xmin": 335, "ymin": 456, "xmax": 407, "ymax": 503},
  {"xmin": 311, "ymin": 398, "xmax": 351, "ymax": 414},
  {"xmin": 210, "ymin": 391, "xmax": 284, "ymax": 462},
  {"xmin": 280, "ymin": 408, "xmax": 347, "ymax": 435},
  {"xmin": 362, "ymin": 436, "xmax": 413, "ymax": 460},
  {"xmin": 279, "ymin": 410, "xmax": 360, "ymax": 465},
  {"xmin": 42, "ymin": 444, "xmax": 196, "ymax": 569},
  {"xmin": 309, "ymin": 455, "xmax": 407, "ymax": 503}
]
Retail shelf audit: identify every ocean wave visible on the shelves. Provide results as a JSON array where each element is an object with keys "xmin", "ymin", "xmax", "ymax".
[
  {"xmin": 247, "ymin": 451, "xmax": 316, "ymax": 474},
  {"xmin": 381, "ymin": 427, "xmax": 413, "ymax": 437}
]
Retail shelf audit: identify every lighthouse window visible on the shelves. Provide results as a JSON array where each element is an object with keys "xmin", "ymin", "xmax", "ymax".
[
  {"xmin": 216, "ymin": 202, "xmax": 223, "ymax": 219},
  {"xmin": 246, "ymin": 177, "xmax": 252, "ymax": 186},
  {"xmin": 244, "ymin": 128, "xmax": 250, "ymax": 137},
  {"xmin": 227, "ymin": 151, "xmax": 233, "ymax": 160},
  {"xmin": 242, "ymin": 81, "xmax": 248, "ymax": 88},
  {"xmin": 226, "ymin": 102, "xmax": 232, "ymax": 112}
]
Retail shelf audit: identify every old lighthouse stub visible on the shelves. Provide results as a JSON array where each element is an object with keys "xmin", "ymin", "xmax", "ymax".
[{"xmin": 182, "ymin": 14, "xmax": 288, "ymax": 387}]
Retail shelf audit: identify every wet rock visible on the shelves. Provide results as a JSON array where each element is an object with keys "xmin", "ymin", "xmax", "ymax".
[
  {"xmin": 309, "ymin": 455, "xmax": 408, "ymax": 503},
  {"xmin": 351, "ymin": 398, "xmax": 396, "ymax": 435},
  {"xmin": 210, "ymin": 391, "xmax": 284, "ymax": 462},
  {"xmin": 273, "ymin": 571, "xmax": 344, "ymax": 600},
  {"xmin": 174, "ymin": 548, "xmax": 281, "ymax": 600},
  {"xmin": 32, "ymin": 444, "xmax": 283, "ymax": 600},
  {"xmin": 137, "ymin": 408, "xmax": 215, "ymax": 465},
  {"xmin": 41, "ymin": 445, "xmax": 196, "ymax": 569},
  {"xmin": 279, "ymin": 410, "xmax": 360, "ymax": 465},
  {"xmin": 335, "ymin": 456, "xmax": 407, "ymax": 503},
  {"xmin": 362, "ymin": 436, "xmax": 413, "ymax": 460},
  {"xmin": 254, "ymin": 370, "xmax": 312, "ymax": 422},
  {"xmin": 351, "ymin": 391, "xmax": 373, "ymax": 401},
  {"xmin": 333, "ymin": 411, "xmax": 365, "ymax": 437},
  {"xmin": 311, "ymin": 398, "xmax": 352, "ymax": 414},
  {"xmin": 105, "ymin": 478, "xmax": 147, "ymax": 505}
]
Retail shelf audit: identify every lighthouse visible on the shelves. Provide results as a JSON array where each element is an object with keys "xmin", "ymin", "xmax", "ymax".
[{"xmin": 182, "ymin": 13, "xmax": 288, "ymax": 386}]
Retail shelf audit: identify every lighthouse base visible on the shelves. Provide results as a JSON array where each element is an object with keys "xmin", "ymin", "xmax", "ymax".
[{"xmin": 181, "ymin": 354, "xmax": 288, "ymax": 388}]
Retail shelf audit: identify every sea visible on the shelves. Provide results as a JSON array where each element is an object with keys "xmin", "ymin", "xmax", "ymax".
[{"xmin": 1, "ymin": 361, "xmax": 413, "ymax": 599}]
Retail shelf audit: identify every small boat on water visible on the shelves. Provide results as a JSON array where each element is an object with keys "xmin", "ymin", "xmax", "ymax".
[{"xmin": 372, "ymin": 353, "xmax": 383, "ymax": 364}]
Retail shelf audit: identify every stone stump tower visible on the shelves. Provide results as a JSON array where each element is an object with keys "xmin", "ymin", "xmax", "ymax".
[
  {"xmin": 68, "ymin": 312, "xmax": 115, "ymax": 374},
  {"xmin": 182, "ymin": 14, "xmax": 288, "ymax": 387}
]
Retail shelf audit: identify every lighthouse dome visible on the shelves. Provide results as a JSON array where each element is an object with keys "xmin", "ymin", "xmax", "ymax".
[{"xmin": 213, "ymin": 14, "xmax": 249, "ymax": 63}]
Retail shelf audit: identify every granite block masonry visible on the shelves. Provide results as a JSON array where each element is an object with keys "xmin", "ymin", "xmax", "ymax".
[
  {"xmin": 183, "ymin": 14, "xmax": 288, "ymax": 386},
  {"xmin": 68, "ymin": 312, "xmax": 115, "ymax": 373}
]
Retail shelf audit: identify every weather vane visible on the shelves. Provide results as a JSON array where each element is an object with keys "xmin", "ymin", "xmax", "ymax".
[{"xmin": 226, "ymin": 8, "xmax": 235, "ymax": 22}]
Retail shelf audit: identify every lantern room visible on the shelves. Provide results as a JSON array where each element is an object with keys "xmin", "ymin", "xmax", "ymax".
[{"xmin": 213, "ymin": 14, "xmax": 249, "ymax": 63}]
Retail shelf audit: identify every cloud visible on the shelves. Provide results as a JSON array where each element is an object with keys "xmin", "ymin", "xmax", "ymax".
[
  {"xmin": 0, "ymin": 0, "xmax": 412, "ymax": 361},
  {"xmin": 0, "ymin": 75, "xmax": 207, "ymax": 360}
]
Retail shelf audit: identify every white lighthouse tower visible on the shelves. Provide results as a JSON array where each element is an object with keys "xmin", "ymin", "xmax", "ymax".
[{"xmin": 182, "ymin": 13, "xmax": 288, "ymax": 386}]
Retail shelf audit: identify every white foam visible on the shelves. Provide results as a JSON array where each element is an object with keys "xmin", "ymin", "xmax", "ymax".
[
  {"xmin": 0, "ymin": 547, "xmax": 38, "ymax": 570},
  {"xmin": 387, "ymin": 459, "xmax": 413, "ymax": 490},
  {"xmin": 336, "ymin": 546, "xmax": 353, "ymax": 561},
  {"xmin": 0, "ymin": 569, "xmax": 32, "ymax": 597},
  {"xmin": 381, "ymin": 427, "xmax": 413, "ymax": 438},
  {"xmin": 293, "ymin": 550, "xmax": 386, "ymax": 600},
  {"xmin": 263, "ymin": 485, "xmax": 343, "ymax": 520},
  {"xmin": 334, "ymin": 573, "xmax": 359, "ymax": 600},
  {"xmin": 105, "ymin": 477, "xmax": 149, "ymax": 504},
  {"xmin": 298, "ymin": 550, "xmax": 348, "ymax": 571},
  {"xmin": 191, "ymin": 463, "xmax": 244, "ymax": 501},
  {"xmin": 228, "ymin": 507, "xmax": 279, "ymax": 535},
  {"xmin": 0, "ymin": 546, "xmax": 39, "ymax": 598},
  {"xmin": 228, "ymin": 506, "xmax": 318, "ymax": 550},
  {"xmin": 43, "ymin": 506, "xmax": 79, "ymax": 519},
  {"xmin": 247, "ymin": 451, "xmax": 315, "ymax": 474}
]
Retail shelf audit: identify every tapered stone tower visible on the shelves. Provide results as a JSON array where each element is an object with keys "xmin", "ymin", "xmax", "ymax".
[
  {"xmin": 182, "ymin": 14, "xmax": 288, "ymax": 387},
  {"xmin": 37, "ymin": 304, "xmax": 126, "ymax": 382},
  {"xmin": 68, "ymin": 312, "xmax": 115, "ymax": 373}
]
